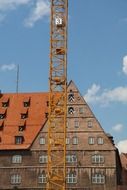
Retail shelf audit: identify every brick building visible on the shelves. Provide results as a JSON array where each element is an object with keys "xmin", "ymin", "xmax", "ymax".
[
  {"xmin": 119, "ymin": 153, "xmax": 127, "ymax": 189},
  {"xmin": 0, "ymin": 81, "xmax": 122, "ymax": 190}
]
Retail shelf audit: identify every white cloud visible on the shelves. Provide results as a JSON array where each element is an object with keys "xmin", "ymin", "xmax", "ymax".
[
  {"xmin": 122, "ymin": 55, "xmax": 127, "ymax": 75},
  {"xmin": 24, "ymin": 0, "xmax": 50, "ymax": 27},
  {"xmin": 0, "ymin": 0, "xmax": 50, "ymax": 27},
  {"xmin": 84, "ymin": 84, "xmax": 127, "ymax": 106},
  {"xmin": 112, "ymin": 123, "xmax": 124, "ymax": 132},
  {"xmin": 0, "ymin": 0, "xmax": 31, "ymax": 11},
  {"xmin": 0, "ymin": 64, "xmax": 17, "ymax": 71},
  {"xmin": 117, "ymin": 139, "xmax": 127, "ymax": 153},
  {"xmin": 84, "ymin": 84, "xmax": 101, "ymax": 103}
]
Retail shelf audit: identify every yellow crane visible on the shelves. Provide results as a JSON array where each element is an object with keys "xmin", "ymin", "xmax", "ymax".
[{"xmin": 47, "ymin": 0, "xmax": 68, "ymax": 190}]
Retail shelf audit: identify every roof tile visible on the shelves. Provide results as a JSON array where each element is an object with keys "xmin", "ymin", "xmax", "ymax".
[{"xmin": 0, "ymin": 92, "xmax": 48, "ymax": 150}]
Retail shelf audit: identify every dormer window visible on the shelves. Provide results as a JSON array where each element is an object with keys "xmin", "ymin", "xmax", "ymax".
[
  {"xmin": 21, "ymin": 109, "xmax": 28, "ymax": 119},
  {"xmin": 0, "ymin": 109, "xmax": 6, "ymax": 119},
  {"xmin": 0, "ymin": 113, "xmax": 5, "ymax": 119},
  {"xmin": 46, "ymin": 101, "xmax": 49, "ymax": 107},
  {"xmin": 68, "ymin": 107, "xmax": 74, "ymax": 115},
  {"xmin": 23, "ymin": 97, "xmax": 30, "ymax": 107},
  {"xmin": 45, "ymin": 112, "xmax": 48, "ymax": 119},
  {"xmin": 21, "ymin": 113, "xmax": 28, "ymax": 119},
  {"xmin": 19, "ymin": 121, "xmax": 26, "ymax": 132},
  {"xmin": 0, "ymin": 120, "xmax": 4, "ymax": 130},
  {"xmin": 15, "ymin": 136, "xmax": 24, "ymax": 144},
  {"xmin": 2, "ymin": 97, "xmax": 9, "ymax": 107},
  {"xmin": 68, "ymin": 93, "xmax": 74, "ymax": 102},
  {"xmin": 19, "ymin": 125, "xmax": 26, "ymax": 131}
]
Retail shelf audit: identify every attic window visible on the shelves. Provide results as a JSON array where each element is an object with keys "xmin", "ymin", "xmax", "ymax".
[
  {"xmin": 68, "ymin": 93, "xmax": 74, "ymax": 102},
  {"xmin": 2, "ymin": 97, "xmax": 9, "ymax": 107},
  {"xmin": 23, "ymin": 97, "xmax": 30, "ymax": 107},
  {"xmin": 68, "ymin": 107, "xmax": 74, "ymax": 115},
  {"xmin": 15, "ymin": 136, "xmax": 24, "ymax": 144}
]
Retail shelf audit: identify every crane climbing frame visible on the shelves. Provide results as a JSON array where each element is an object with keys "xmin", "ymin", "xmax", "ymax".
[{"xmin": 47, "ymin": 0, "xmax": 68, "ymax": 190}]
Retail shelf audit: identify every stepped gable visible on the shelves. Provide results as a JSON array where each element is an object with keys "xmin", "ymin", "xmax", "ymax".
[{"xmin": 0, "ymin": 92, "xmax": 48, "ymax": 150}]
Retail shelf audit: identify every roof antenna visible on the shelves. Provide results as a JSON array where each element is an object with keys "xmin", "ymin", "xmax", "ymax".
[{"xmin": 16, "ymin": 64, "xmax": 19, "ymax": 93}]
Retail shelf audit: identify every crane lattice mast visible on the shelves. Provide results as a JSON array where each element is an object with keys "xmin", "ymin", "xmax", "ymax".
[{"xmin": 47, "ymin": 0, "xmax": 68, "ymax": 190}]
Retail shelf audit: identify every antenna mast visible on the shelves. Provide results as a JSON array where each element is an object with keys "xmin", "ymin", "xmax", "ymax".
[{"xmin": 16, "ymin": 64, "xmax": 19, "ymax": 93}]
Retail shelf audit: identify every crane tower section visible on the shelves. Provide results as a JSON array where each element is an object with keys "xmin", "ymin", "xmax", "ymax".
[{"xmin": 47, "ymin": 0, "xmax": 68, "ymax": 190}]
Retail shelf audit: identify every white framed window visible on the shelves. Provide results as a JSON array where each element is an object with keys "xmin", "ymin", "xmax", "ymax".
[
  {"xmin": 39, "ymin": 137, "xmax": 45, "ymax": 145},
  {"xmin": 88, "ymin": 137, "xmax": 95, "ymax": 145},
  {"xmin": 66, "ymin": 172, "xmax": 77, "ymax": 183},
  {"xmin": 11, "ymin": 174, "xmax": 21, "ymax": 184},
  {"xmin": 72, "ymin": 137, "xmax": 78, "ymax": 145},
  {"xmin": 92, "ymin": 173, "xmax": 105, "ymax": 184},
  {"xmin": 87, "ymin": 121, "xmax": 93, "ymax": 128},
  {"xmin": 92, "ymin": 155, "xmax": 104, "ymax": 164},
  {"xmin": 39, "ymin": 155, "xmax": 47, "ymax": 163},
  {"xmin": 38, "ymin": 172, "xmax": 47, "ymax": 183},
  {"xmin": 12, "ymin": 155, "xmax": 22, "ymax": 164},
  {"xmin": 66, "ymin": 137, "xmax": 70, "ymax": 145},
  {"xmin": 97, "ymin": 137, "xmax": 104, "ymax": 144},
  {"xmin": 66, "ymin": 155, "xmax": 77, "ymax": 163},
  {"xmin": 74, "ymin": 120, "xmax": 79, "ymax": 128}
]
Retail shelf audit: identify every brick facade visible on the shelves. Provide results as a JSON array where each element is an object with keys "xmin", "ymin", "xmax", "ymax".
[{"xmin": 0, "ymin": 81, "xmax": 122, "ymax": 189}]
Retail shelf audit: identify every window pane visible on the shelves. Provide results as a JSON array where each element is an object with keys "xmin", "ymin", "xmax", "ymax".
[
  {"xmin": 40, "ymin": 137, "xmax": 45, "ymax": 145},
  {"xmin": 88, "ymin": 121, "xmax": 92, "ymax": 128},
  {"xmin": 74, "ymin": 120, "xmax": 79, "ymax": 128},
  {"xmin": 88, "ymin": 137, "xmax": 94, "ymax": 145},
  {"xmin": 39, "ymin": 155, "xmax": 47, "ymax": 163},
  {"xmin": 11, "ymin": 174, "xmax": 21, "ymax": 184},
  {"xmin": 73, "ymin": 137, "xmax": 78, "ymax": 145},
  {"xmin": 92, "ymin": 174, "xmax": 105, "ymax": 184},
  {"xmin": 92, "ymin": 155, "xmax": 104, "ymax": 163},
  {"xmin": 98, "ymin": 137, "xmax": 104, "ymax": 144},
  {"xmin": 38, "ymin": 173, "xmax": 46, "ymax": 183},
  {"xmin": 66, "ymin": 155, "xmax": 77, "ymax": 163},
  {"xmin": 66, "ymin": 138, "xmax": 70, "ymax": 145},
  {"xmin": 12, "ymin": 155, "xmax": 22, "ymax": 163},
  {"xmin": 15, "ymin": 136, "xmax": 24, "ymax": 144},
  {"xmin": 66, "ymin": 172, "xmax": 77, "ymax": 183}
]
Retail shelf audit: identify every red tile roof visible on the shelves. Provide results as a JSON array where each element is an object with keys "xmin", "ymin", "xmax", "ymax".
[{"xmin": 0, "ymin": 92, "xmax": 48, "ymax": 150}]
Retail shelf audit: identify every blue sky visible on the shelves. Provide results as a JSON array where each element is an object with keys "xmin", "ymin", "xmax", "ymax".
[{"xmin": 0, "ymin": 0, "xmax": 127, "ymax": 153}]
